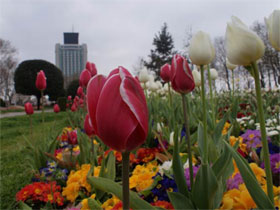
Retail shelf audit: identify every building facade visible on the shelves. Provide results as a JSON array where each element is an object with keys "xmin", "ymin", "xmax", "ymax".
[{"xmin": 55, "ymin": 33, "xmax": 87, "ymax": 88}]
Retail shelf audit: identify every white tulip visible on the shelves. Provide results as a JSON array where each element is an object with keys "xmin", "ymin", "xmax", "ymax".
[
  {"xmin": 157, "ymin": 122, "xmax": 163, "ymax": 132},
  {"xmin": 267, "ymin": 130, "xmax": 279, "ymax": 137},
  {"xmin": 156, "ymin": 81, "xmax": 162, "ymax": 90},
  {"xmin": 226, "ymin": 58, "xmax": 237, "ymax": 70},
  {"xmin": 189, "ymin": 31, "xmax": 215, "ymax": 65},
  {"xmin": 265, "ymin": 10, "xmax": 280, "ymax": 51},
  {"xmin": 226, "ymin": 16, "xmax": 265, "ymax": 66},
  {"xmin": 139, "ymin": 68, "xmax": 150, "ymax": 83},
  {"xmin": 192, "ymin": 68, "xmax": 201, "ymax": 87},
  {"xmin": 210, "ymin": 68, "xmax": 218, "ymax": 80},
  {"xmin": 148, "ymin": 81, "xmax": 158, "ymax": 92}
]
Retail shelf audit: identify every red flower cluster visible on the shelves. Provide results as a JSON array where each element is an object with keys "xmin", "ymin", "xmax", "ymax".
[
  {"xmin": 151, "ymin": 200, "xmax": 174, "ymax": 210},
  {"xmin": 135, "ymin": 148, "xmax": 160, "ymax": 163},
  {"xmin": 112, "ymin": 201, "xmax": 133, "ymax": 210},
  {"xmin": 16, "ymin": 182, "xmax": 64, "ymax": 206}
]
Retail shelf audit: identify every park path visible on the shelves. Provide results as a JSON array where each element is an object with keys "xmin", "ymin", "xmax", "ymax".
[{"xmin": 0, "ymin": 109, "xmax": 52, "ymax": 119}]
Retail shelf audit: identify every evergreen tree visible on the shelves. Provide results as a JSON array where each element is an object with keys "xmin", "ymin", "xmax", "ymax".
[{"xmin": 144, "ymin": 23, "xmax": 176, "ymax": 80}]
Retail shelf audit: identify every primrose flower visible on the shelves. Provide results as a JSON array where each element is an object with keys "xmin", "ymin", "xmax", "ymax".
[{"xmin": 241, "ymin": 130, "xmax": 265, "ymax": 149}]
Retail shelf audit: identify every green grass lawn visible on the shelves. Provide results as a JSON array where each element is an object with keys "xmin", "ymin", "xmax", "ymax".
[{"xmin": 0, "ymin": 112, "xmax": 69, "ymax": 209}]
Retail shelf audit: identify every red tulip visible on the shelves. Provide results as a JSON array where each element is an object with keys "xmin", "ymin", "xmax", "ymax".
[
  {"xmin": 87, "ymin": 75, "xmax": 107, "ymax": 134},
  {"xmin": 68, "ymin": 131, "xmax": 78, "ymax": 145},
  {"xmin": 71, "ymin": 103, "xmax": 77, "ymax": 112},
  {"xmin": 53, "ymin": 104, "xmax": 60, "ymax": 113},
  {"xmin": 24, "ymin": 102, "xmax": 34, "ymax": 115},
  {"xmin": 87, "ymin": 67, "xmax": 148, "ymax": 152},
  {"xmin": 79, "ymin": 69, "xmax": 91, "ymax": 88},
  {"xmin": 84, "ymin": 114, "xmax": 95, "ymax": 136},
  {"xmin": 74, "ymin": 96, "xmax": 79, "ymax": 103},
  {"xmin": 77, "ymin": 86, "xmax": 84, "ymax": 96},
  {"xmin": 160, "ymin": 63, "xmax": 172, "ymax": 82},
  {"xmin": 67, "ymin": 95, "xmax": 72, "ymax": 101},
  {"xmin": 171, "ymin": 54, "xmax": 195, "ymax": 94},
  {"xmin": 86, "ymin": 62, "xmax": 97, "ymax": 77},
  {"xmin": 35, "ymin": 70, "xmax": 47, "ymax": 90}
]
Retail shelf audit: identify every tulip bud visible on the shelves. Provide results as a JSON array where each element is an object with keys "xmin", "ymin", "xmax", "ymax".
[
  {"xmin": 84, "ymin": 114, "xmax": 95, "ymax": 136},
  {"xmin": 226, "ymin": 16, "xmax": 265, "ymax": 66},
  {"xmin": 226, "ymin": 58, "xmax": 237, "ymax": 70},
  {"xmin": 192, "ymin": 68, "xmax": 201, "ymax": 87},
  {"xmin": 139, "ymin": 68, "xmax": 150, "ymax": 83},
  {"xmin": 35, "ymin": 70, "xmax": 47, "ymax": 91},
  {"xmin": 79, "ymin": 69, "xmax": 91, "ymax": 88},
  {"xmin": 189, "ymin": 31, "xmax": 215, "ymax": 65},
  {"xmin": 265, "ymin": 10, "xmax": 280, "ymax": 51},
  {"xmin": 88, "ymin": 67, "xmax": 148, "ymax": 152},
  {"xmin": 68, "ymin": 131, "xmax": 78, "ymax": 145},
  {"xmin": 77, "ymin": 86, "xmax": 84, "ymax": 96},
  {"xmin": 160, "ymin": 64, "xmax": 172, "ymax": 82},
  {"xmin": 149, "ymin": 81, "xmax": 158, "ymax": 92},
  {"xmin": 71, "ymin": 103, "xmax": 77, "ymax": 112},
  {"xmin": 53, "ymin": 104, "xmax": 60, "ymax": 113},
  {"xmin": 86, "ymin": 61, "xmax": 97, "ymax": 77},
  {"xmin": 169, "ymin": 131, "xmax": 174, "ymax": 146},
  {"xmin": 67, "ymin": 95, "xmax": 72, "ymax": 101},
  {"xmin": 24, "ymin": 102, "xmax": 34, "ymax": 115},
  {"xmin": 210, "ymin": 68, "xmax": 218, "ymax": 80},
  {"xmin": 171, "ymin": 54, "xmax": 195, "ymax": 94}
]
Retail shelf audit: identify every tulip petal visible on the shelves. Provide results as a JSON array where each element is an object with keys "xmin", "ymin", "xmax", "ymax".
[
  {"xmin": 87, "ymin": 75, "xmax": 107, "ymax": 134},
  {"xmin": 96, "ymin": 74, "xmax": 139, "ymax": 151}
]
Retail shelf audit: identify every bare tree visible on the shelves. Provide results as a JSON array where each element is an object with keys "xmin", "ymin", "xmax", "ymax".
[
  {"xmin": 132, "ymin": 57, "xmax": 145, "ymax": 76},
  {"xmin": 0, "ymin": 39, "xmax": 18, "ymax": 106},
  {"xmin": 182, "ymin": 26, "xmax": 193, "ymax": 58}
]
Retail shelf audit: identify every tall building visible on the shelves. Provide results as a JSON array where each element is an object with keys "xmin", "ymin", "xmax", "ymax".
[{"xmin": 55, "ymin": 32, "xmax": 87, "ymax": 88}]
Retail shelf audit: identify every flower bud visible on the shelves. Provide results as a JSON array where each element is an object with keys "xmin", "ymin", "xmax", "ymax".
[
  {"xmin": 265, "ymin": 10, "xmax": 280, "ymax": 51},
  {"xmin": 160, "ymin": 64, "xmax": 172, "ymax": 82},
  {"xmin": 189, "ymin": 31, "xmax": 215, "ymax": 65},
  {"xmin": 139, "ymin": 68, "xmax": 150, "ymax": 83},
  {"xmin": 210, "ymin": 68, "xmax": 218, "ymax": 80},
  {"xmin": 226, "ymin": 16, "xmax": 265, "ymax": 66},
  {"xmin": 79, "ymin": 69, "xmax": 91, "ymax": 88},
  {"xmin": 53, "ymin": 104, "xmax": 60, "ymax": 113},
  {"xmin": 35, "ymin": 70, "xmax": 47, "ymax": 91},
  {"xmin": 86, "ymin": 61, "xmax": 97, "ymax": 77},
  {"xmin": 24, "ymin": 102, "xmax": 34, "ymax": 115}
]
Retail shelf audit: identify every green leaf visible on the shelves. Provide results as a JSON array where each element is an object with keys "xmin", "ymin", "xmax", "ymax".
[
  {"xmin": 223, "ymin": 140, "xmax": 274, "ymax": 209},
  {"xmin": 167, "ymin": 192, "xmax": 196, "ymax": 209},
  {"xmin": 230, "ymin": 97, "xmax": 239, "ymax": 120},
  {"xmin": 213, "ymin": 113, "xmax": 228, "ymax": 145},
  {"xmin": 87, "ymin": 176, "xmax": 156, "ymax": 210},
  {"xmin": 212, "ymin": 143, "xmax": 232, "ymax": 180},
  {"xmin": 213, "ymin": 179, "xmax": 225, "ymax": 209},
  {"xmin": 88, "ymin": 198, "xmax": 102, "ymax": 210},
  {"xmin": 192, "ymin": 163, "xmax": 218, "ymax": 209},
  {"xmin": 172, "ymin": 129, "xmax": 189, "ymax": 198},
  {"xmin": 18, "ymin": 201, "xmax": 32, "ymax": 210},
  {"xmin": 105, "ymin": 151, "xmax": 116, "ymax": 181},
  {"xmin": 197, "ymin": 123, "xmax": 205, "ymax": 161}
]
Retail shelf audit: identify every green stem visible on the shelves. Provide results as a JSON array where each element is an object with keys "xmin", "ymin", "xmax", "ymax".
[
  {"xmin": 167, "ymin": 82, "xmax": 172, "ymax": 107},
  {"xmin": 91, "ymin": 136, "xmax": 95, "ymax": 165},
  {"xmin": 29, "ymin": 115, "xmax": 32, "ymax": 141},
  {"xmin": 200, "ymin": 65, "xmax": 208, "ymax": 164},
  {"xmin": 232, "ymin": 70, "xmax": 235, "ymax": 99},
  {"xmin": 181, "ymin": 94, "xmax": 193, "ymax": 188},
  {"xmin": 251, "ymin": 61, "xmax": 274, "ymax": 204},
  {"xmin": 122, "ymin": 151, "xmax": 130, "ymax": 210},
  {"xmin": 207, "ymin": 65, "xmax": 215, "ymax": 125},
  {"xmin": 41, "ymin": 90, "xmax": 45, "ymax": 123}
]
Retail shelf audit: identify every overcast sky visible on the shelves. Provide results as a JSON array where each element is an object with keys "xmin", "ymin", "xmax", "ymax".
[{"xmin": 1, "ymin": 0, "xmax": 279, "ymax": 76}]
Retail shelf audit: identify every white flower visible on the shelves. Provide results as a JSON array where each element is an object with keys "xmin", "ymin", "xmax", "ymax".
[
  {"xmin": 226, "ymin": 16, "xmax": 265, "ymax": 66},
  {"xmin": 249, "ymin": 119, "xmax": 254, "ymax": 125},
  {"xmin": 265, "ymin": 10, "xmax": 280, "ymax": 51},
  {"xmin": 139, "ymin": 68, "xmax": 150, "ymax": 83},
  {"xmin": 209, "ymin": 68, "xmax": 218, "ymax": 80},
  {"xmin": 159, "ymin": 160, "xmax": 172, "ymax": 175},
  {"xmin": 192, "ymin": 68, "xmax": 201, "ymax": 87},
  {"xmin": 189, "ymin": 31, "xmax": 215, "ymax": 65},
  {"xmin": 267, "ymin": 130, "xmax": 279, "ymax": 137},
  {"xmin": 226, "ymin": 58, "xmax": 237, "ymax": 70},
  {"xmin": 157, "ymin": 122, "xmax": 163, "ymax": 133}
]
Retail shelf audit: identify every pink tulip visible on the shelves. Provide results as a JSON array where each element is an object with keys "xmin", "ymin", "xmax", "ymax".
[
  {"xmin": 87, "ymin": 67, "xmax": 148, "ymax": 152},
  {"xmin": 53, "ymin": 104, "xmax": 60, "ymax": 113},
  {"xmin": 77, "ymin": 86, "xmax": 84, "ymax": 96},
  {"xmin": 160, "ymin": 63, "xmax": 172, "ymax": 82},
  {"xmin": 35, "ymin": 70, "xmax": 47, "ymax": 91},
  {"xmin": 171, "ymin": 54, "xmax": 195, "ymax": 94},
  {"xmin": 86, "ymin": 62, "xmax": 97, "ymax": 77},
  {"xmin": 87, "ymin": 75, "xmax": 107, "ymax": 134},
  {"xmin": 84, "ymin": 114, "xmax": 95, "ymax": 136},
  {"xmin": 79, "ymin": 69, "xmax": 91, "ymax": 88},
  {"xmin": 24, "ymin": 102, "xmax": 34, "ymax": 115},
  {"xmin": 71, "ymin": 103, "xmax": 77, "ymax": 112}
]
